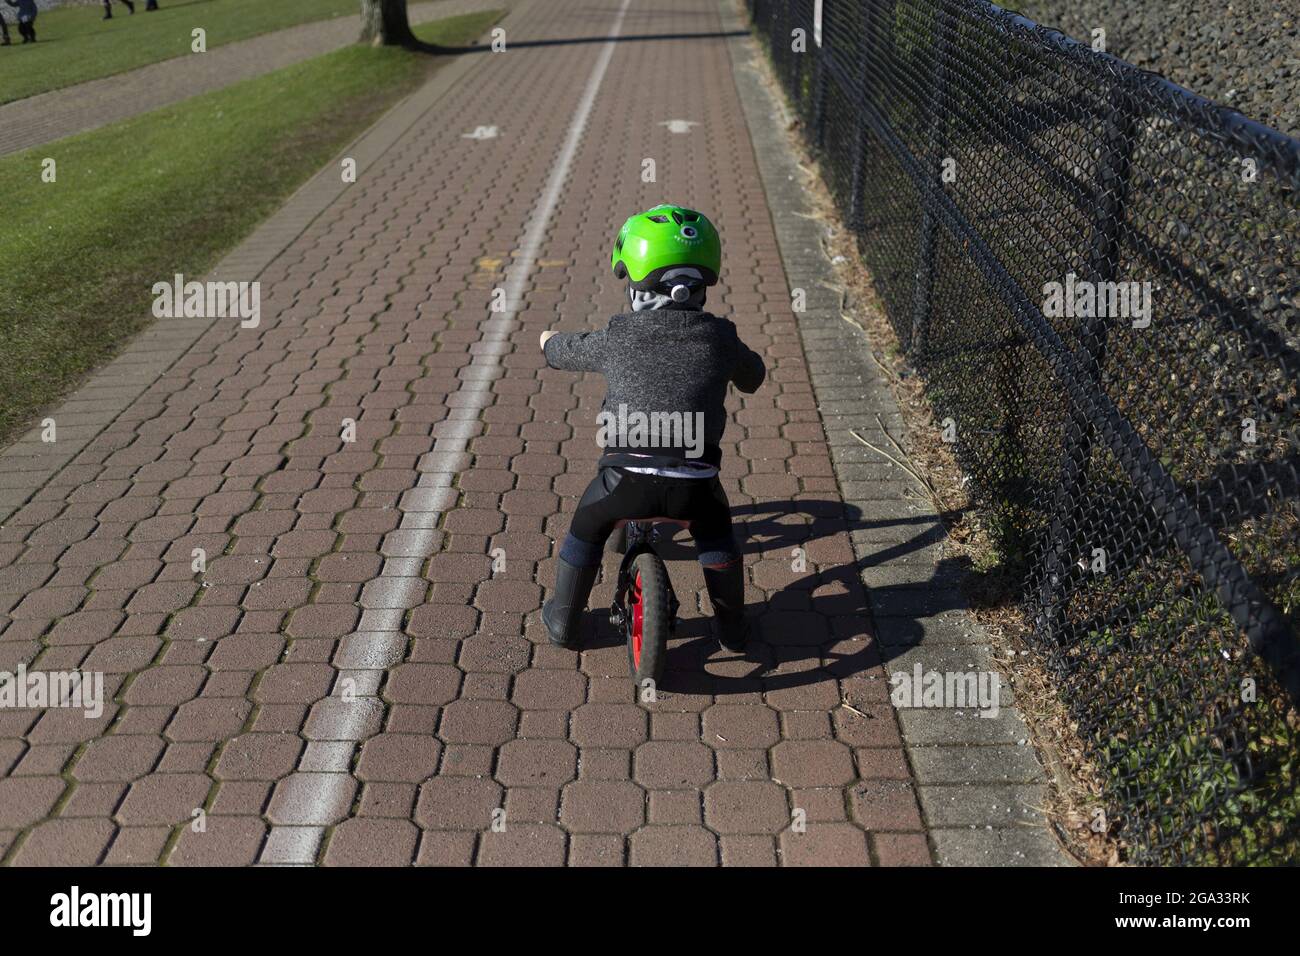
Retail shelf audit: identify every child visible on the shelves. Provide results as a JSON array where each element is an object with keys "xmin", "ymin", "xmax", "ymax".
[
  {"xmin": 4, "ymin": 0, "xmax": 35, "ymax": 43},
  {"xmin": 540, "ymin": 204, "xmax": 766, "ymax": 651},
  {"xmin": 102, "ymin": 0, "xmax": 137, "ymax": 19}
]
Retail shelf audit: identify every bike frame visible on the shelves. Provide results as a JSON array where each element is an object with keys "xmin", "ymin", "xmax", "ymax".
[{"xmin": 609, "ymin": 521, "xmax": 681, "ymax": 632}]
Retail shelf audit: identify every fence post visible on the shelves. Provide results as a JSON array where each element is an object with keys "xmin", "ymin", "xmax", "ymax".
[
  {"xmin": 908, "ymin": 1, "xmax": 954, "ymax": 358},
  {"xmin": 1035, "ymin": 83, "xmax": 1138, "ymax": 645},
  {"xmin": 768, "ymin": 0, "xmax": 779, "ymax": 70},
  {"xmin": 811, "ymin": 10, "xmax": 829, "ymax": 149},
  {"xmin": 787, "ymin": 3, "xmax": 801, "ymax": 93},
  {"xmin": 848, "ymin": 0, "xmax": 887, "ymax": 234}
]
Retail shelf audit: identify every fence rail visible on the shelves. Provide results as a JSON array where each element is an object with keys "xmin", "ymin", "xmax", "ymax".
[{"xmin": 747, "ymin": 0, "xmax": 1300, "ymax": 864}]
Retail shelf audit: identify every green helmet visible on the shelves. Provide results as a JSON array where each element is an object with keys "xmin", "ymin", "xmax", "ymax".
[{"xmin": 611, "ymin": 204, "xmax": 721, "ymax": 291}]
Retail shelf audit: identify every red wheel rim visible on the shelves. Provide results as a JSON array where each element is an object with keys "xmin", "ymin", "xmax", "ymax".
[{"xmin": 630, "ymin": 571, "xmax": 643, "ymax": 667}]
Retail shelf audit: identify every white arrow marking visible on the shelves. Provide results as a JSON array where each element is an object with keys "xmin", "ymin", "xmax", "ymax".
[{"xmin": 658, "ymin": 119, "xmax": 698, "ymax": 134}]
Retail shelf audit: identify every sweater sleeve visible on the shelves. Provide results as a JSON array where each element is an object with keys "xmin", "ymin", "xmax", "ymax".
[
  {"xmin": 544, "ymin": 329, "xmax": 607, "ymax": 373},
  {"xmin": 730, "ymin": 334, "xmax": 767, "ymax": 394}
]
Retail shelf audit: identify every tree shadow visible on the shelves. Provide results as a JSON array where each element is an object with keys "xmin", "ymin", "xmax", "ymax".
[{"xmin": 402, "ymin": 29, "xmax": 748, "ymax": 55}]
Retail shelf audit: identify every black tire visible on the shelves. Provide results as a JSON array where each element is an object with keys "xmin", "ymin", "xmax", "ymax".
[{"xmin": 626, "ymin": 551, "xmax": 669, "ymax": 690}]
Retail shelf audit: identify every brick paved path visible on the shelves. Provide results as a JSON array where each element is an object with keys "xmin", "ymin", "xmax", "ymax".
[
  {"xmin": 0, "ymin": 0, "xmax": 500, "ymax": 157},
  {"xmin": 0, "ymin": 0, "xmax": 1064, "ymax": 865}
]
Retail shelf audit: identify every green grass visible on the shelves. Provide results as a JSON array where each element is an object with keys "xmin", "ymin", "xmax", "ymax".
[
  {"xmin": 0, "ymin": 11, "xmax": 501, "ymax": 443},
  {"xmin": 0, "ymin": 0, "xmax": 366, "ymax": 104}
]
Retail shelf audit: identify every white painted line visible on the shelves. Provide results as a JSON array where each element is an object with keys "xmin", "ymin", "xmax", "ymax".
[
  {"xmin": 260, "ymin": 826, "xmax": 325, "ymax": 866},
  {"xmin": 258, "ymin": 0, "xmax": 633, "ymax": 865},
  {"xmin": 659, "ymin": 119, "xmax": 699, "ymax": 134}
]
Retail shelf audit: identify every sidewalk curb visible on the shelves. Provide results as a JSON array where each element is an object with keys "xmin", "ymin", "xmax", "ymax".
[
  {"xmin": 0, "ymin": 5, "xmax": 529, "ymax": 529},
  {"xmin": 720, "ymin": 0, "xmax": 1072, "ymax": 867}
]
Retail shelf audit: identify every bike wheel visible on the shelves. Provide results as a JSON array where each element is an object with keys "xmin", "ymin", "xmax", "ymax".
[{"xmin": 626, "ymin": 551, "xmax": 669, "ymax": 688}]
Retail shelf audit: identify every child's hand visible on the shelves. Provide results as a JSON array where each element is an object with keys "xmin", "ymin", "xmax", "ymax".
[{"xmin": 539, "ymin": 330, "xmax": 558, "ymax": 349}]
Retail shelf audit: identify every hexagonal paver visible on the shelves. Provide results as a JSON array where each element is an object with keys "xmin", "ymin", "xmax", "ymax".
[
  {"xmin": 324, "ymin": 819, "xmax": 420, "ymax": 866},
  {"xmin": 73, "ymin": 735, "xmax": 165, "ymax": 782},
  {"xmin": 560, "ymin": 780, "xmax": 645, "ymax": 833},
  {"xmin": 704, "ymin": 781, "xmax": 790, "ymax": 834},
  {"xmin": 356, "ymin": 734, "xmax": 442, "ymax": 783},
  {"xmin": 10, "ymin": 819, "xmax": 115, "ymax": 866},
  {"xmin": 495, "ymin": 738, "xmax": 576, "ymax": 788},
  {"xmin": 847, "ymin": 780, "xmax": 924, "ymax": 831},
  {"xmin": 437, "ymin": 699, "xmax": 518, "ymax": 746},
  {"xmin": 116, "ymin": 774, "xmax": 211, "ymax": 826},
  {"xmin": 303, "ymin": 697, "xmax": 385, "ymax": 741},
  {"xmin": 165, "ymin": 698, "xmax": 252, "ymax": 743},
  {"xmin": 169, "ymin": 816, "xmax": 268, "ymax": 866},
  {"xmin": 414, "ymin": 776, "xmax": 502, "ymax": 830},
  {"xmin": 512, "ymin": 668, "xmax": 587, "ymax": 710},
  {"xmin": 701, "ymin": 704, "xmax": 780, "ymax": 749},
  {"xmin": 770, "ymin": 740, "xmax": 857, "ymax": 788},
  {"xmin": 478, "ymin": 824, "xmax": 566, "ymax": 866},
  {"xmin": 628, "ymin": 826, "xmax": 718, "ymax": 866},
  {"xmin": 266, "ymin": 773, "xmax": 356, "ymax": 827},
  {"xmin": 457, "ymin": 632, "xmax": 530, "ymax": 674},
  {"xmin": 570, "ymin": 704, "xmax": 647, "ymax": 749},
  {"xmin": 216, "ymin": 733, "xmax": 303, "ymax": 781},
  {"xmin": 253, "ymin": 663, "xmax": 335, "ymax": 704},
  {"xmin": 385, "ymin": 663, "xmax": 462, "ymax": 706},
  {"xmin": 778, "ymin": 822, "xmax": 872, "ymax": 866},
  {"xmin": 633, "ymin": 741, "xmax": 715, "ymax": 789}
]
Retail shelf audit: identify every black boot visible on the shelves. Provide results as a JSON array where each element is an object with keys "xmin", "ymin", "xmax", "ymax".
[
  {"xmin": 125, "ymin": 0, "xmax": 136, "ymax": 12},
  {"xmin": 703, "ymin": 561, "xmax": 750, "ymax": 651},
  {"xmin": 543, "ymin": 557, "xmax": 598, "ymax": 649}
]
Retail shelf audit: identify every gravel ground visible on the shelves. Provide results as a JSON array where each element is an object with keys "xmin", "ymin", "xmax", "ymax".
[{"xmin": 1016, "ymin": 0, "xmax": 1300, "ymax": 138}]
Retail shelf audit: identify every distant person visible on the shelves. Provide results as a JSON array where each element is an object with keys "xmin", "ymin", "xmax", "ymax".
[
  {"xmin": 102, "ymin": 0, "xmax": 136, "ymax": 19},
  {"xmin": 0, "ymin": 10, "xmax": 10, "ymax": 46},
  {"xmin": 4, "ymin": 0, "xmax": 36, "ymax": 44}
]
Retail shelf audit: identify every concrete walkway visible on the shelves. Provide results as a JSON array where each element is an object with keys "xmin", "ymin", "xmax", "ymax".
[
  {"xmin": 0, "ymin": 0, "xmax": 1069, "ymax": 865},
  {"xmin": 0, "ymin": 0, "xmax": 501, "ymax": 157}
]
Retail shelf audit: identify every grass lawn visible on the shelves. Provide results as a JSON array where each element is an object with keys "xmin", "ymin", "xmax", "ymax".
[
  {"xmin": 0, "ymin": 11, "xmax": 500, "ymax": 444},
  {"xmin": 0, "ymin": 0, "xmax": 371, "ymax": 104}
]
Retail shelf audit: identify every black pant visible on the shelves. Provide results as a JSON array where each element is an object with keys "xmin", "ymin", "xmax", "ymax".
[{"xmin": 561, "ymin": 467, "xmax": 739, "ymax": 568}]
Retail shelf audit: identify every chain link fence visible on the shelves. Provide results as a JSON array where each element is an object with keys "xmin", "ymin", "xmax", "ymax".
[{"xmin": 747, "ymin": 0, "xmax": 1300, "ymax": 864}]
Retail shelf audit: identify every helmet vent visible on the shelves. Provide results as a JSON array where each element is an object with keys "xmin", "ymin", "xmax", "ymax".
[
  {"xmin": 647, "ymin": 214, "xmax": 670, "ymax": 223},
  {"xmin": 671, "ymin": 211, "xmax": 684, "ymax": 224}
]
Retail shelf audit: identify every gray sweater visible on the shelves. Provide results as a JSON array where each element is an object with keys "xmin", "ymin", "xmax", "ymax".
[{"xmin": 544, "ymin": 309, "xmax": 766, "ymax": 469}]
